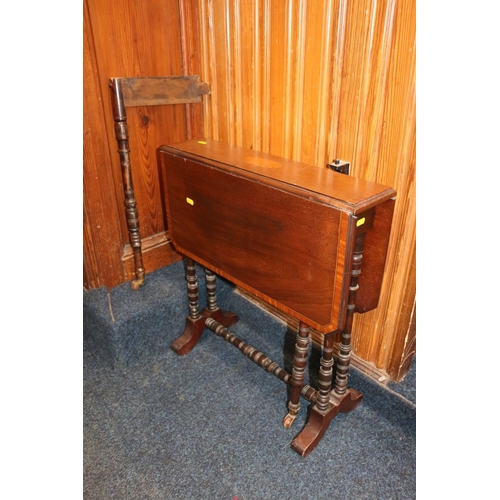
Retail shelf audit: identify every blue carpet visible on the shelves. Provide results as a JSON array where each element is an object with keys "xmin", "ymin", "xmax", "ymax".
[{"xmin": 84, "ymin": 261, "xmax": 415, "ymax": 499}]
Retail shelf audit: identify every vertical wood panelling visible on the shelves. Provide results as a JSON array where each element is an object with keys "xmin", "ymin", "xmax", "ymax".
[
  {"xmin": 238, "ymin": 0, "xmax": 255, "ymax": 148},
  {"xmin": 84, "ymin": 0, "xmax": 201, "ymax": 288},
  {"xmin": 283, "ymin": 0, "xmax": 295, "ymax": 159},
  {"xmin": 291, "ymin": 0, "xmax": 307, "ymax": 161},
  {"xmin": 197, "ymin": 0, "xmax": 416, "ymax": 380},
  {"xmin": 313, "ymin": 0, "xmax": 334, "ymax": 167},
  {"xmin": 224, "ymin": 0, "xmax": 236, "ymax": 144},
  {"xmin": 261, "ymin": 0, "xmax": 271, "ymax": 153},
  {"xmin": 326, "ymin": 0, "xmax": 348, "ymax": 166},
  {"xmin": 353, "ymin": 0, "xmax": 416, "ymax": 377},
  {"xmin": 268, "ymin": 1, "xmax": 287, "ymax": 156},
  {"xmin": 231, "ymin": 0, "xmax": 242, "ymax": 145},
  {"xmin": 365, "ymin": 0, "xmax": 397, "ymax": 183},
  {"xmin": 199, "ymin": 0, "xmax": 216, "ymax": 139},
  {"xmin": 252, "ymin": 0, "xmax": 262, "ymax": 151},
  {"xmin": 83, "ymin": 0, "xmax": 125, "ymax": 289},
  {"xmin": 339, "ymin": 0, "xmax": 375, "ymax": 173},
  {"xmin": 179, "ymin": 0, "xmax": 203, "ymax": 140},
  {"xmin": 87, "ymin": 0, "xmax": 185, "ymax": 239}
]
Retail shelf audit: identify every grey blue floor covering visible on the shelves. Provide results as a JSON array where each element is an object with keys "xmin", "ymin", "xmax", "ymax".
[{"xmin": 84, "ymin": 260, "xmax": 416, "ymax": 499}]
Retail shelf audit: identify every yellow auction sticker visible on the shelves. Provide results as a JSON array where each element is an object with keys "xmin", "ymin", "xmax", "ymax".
[
  {"xmin": 356, "ymin": 217, "xmax": 365, "ymax": 227},
  {"xmin": 186, "ymin": 197, "xmax": 194, "ymax": 205}
]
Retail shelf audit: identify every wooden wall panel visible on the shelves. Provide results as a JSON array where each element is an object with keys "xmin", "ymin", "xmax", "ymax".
[
  {"xmin": 83, "ymin": 0, "xmax": 202, "ymax": 289},
  {"xmin": 83, "ymin": 0, "xmax": 125, "ymax": 290},
  {"xmin": 197, "ymin": 0, "xmax": 416, "ymax": 380}
]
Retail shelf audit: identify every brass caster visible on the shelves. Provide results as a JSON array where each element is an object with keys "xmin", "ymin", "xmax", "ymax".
[
  {"xmin": 130, "ymin": 277, "xmax": 145, "ymax": 290},
  {"xmin": 283, "ymin": 413, "xmax": 297, "ymax": 429}
]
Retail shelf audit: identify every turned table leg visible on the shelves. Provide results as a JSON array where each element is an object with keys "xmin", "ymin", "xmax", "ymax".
[
  {"xmin": 290, "ymin": 232, "xmax": 366, "ymax": 457},
  {"xmin": 283, "ymin": 322, "xmax": 310, "ymax": 428},
  {"xmin": 171, "ymin": 259, "xmax": 238, "ymax": 356},
  {"xmin": 171, "ymin": 258, "xmax": 205, "ymax": 355},
  {"xmin": 333, "ymin": 232, "xmax": 365, "ymax": 398},
  {"xmin": 202, "ymin": 268, "xmax": 239, "ymax": 328}
]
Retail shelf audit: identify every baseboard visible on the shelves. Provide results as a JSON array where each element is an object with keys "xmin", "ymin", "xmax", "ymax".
[{"xmin": 123, "ymin": 231, "xmax": 182, "ymax": 282}]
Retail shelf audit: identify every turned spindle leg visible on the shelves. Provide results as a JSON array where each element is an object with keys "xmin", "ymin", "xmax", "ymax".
[
  {"xmin": 109, "ymin": 79, "xmax": 145, "ymax": 290},
  {"xmin": 171, "ymin": 260, "xmax": 239, "ymax": 356},
  {"xmin": 283, "ymin": 322, "xmax": 310, "ymax": 429},
  {"xmin": 185, "ymin": 259, "xmax": 201, "ymax": 321},
  {"xmin": 333, "ymin": 232, "xmax": 365, "ymax": 397},
  {"xmin": 204, "ymin": 268, "xmax": 219, "ymax": 312},
  {"xmin": 290, "ymin": 232, "xmax": 366, "ymax": 457},
  {"xmin": 202, "ymin": 267, "xmax": 239, "ymax": 329},
  {"xmin": 315, "ymin": 331, "xmax": 336, "ymax": 412}
]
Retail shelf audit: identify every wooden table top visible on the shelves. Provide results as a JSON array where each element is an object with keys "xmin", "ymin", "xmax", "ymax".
[{"xmin": 162, "ymin": 139, "xmax": 396, "ymax": 214}]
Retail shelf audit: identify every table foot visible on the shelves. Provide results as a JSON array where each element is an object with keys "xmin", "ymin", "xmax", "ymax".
[
  {"xmin": 203, "ymin": 307, "xmax": 239, "ymax": 330},
  {"xmin": 171, "ymin": 308, "xmax": 239, "ymax": 356},
  {"xmin": 290, "ymin": 388, "xmax": 363, "ymax": 457},
  {"xmin": 171, "ymin": 316, "xmax": 206, "ymax": 355}
]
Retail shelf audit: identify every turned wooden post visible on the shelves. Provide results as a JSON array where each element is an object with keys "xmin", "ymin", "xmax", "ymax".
[
  {"xmin": 283, "ymin": 322, "xmax": 310, "ymax": 428},
  {"xmin": 185, "ymin": 258, "xmax": 201, "ymax": 321},
  {"xmin": 290, "ymin": 230, "xmax": 366, "ymax": 457},
  {"xmin": 315, "ymin": 330, "xmax": 337, "ymax": 412},
  {"xmin": 333, "ymin": 232, "xmax": 366, "ymax": 397},
  {"xmin": 170, "ymin": 258, "xmax": 204, "ymax": 355},
  {"xmin": 171, "ymin": 259, "xmax": 239, "ymax": 355},
  {"xmin": 109, "ymin": 78, "xmax": 145, "ymax": 290},
  {"xmin": 204, "ymin": 268, "xmax": 219, "ymax": 312}
]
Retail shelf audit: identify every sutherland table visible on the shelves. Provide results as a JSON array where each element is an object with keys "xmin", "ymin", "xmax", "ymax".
[{"xmin": 160, "ymin": 139, "xmax": 396, "ymax": 457}]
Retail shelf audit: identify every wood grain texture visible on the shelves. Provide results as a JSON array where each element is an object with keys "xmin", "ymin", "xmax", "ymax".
[
  {"xmin": 179, "ymin": 0, "xmax": 205, "ymax": 140},
  {"xmin": 120, "ymin": 77, "xmax": 209, "ymax": 107},
  {"xmin": 161, "ymin": 140, "xmax": 394, "ymax": 333},
  {"xmin": 88, "ymin": 0, "xmax": 186, "ymax": 240},
  {"xmin": 83, "ymin": 0, "xmax": 124, "ymax": 289},
  {"xmin": 84, "ymin": 0, "xmax": 201, "ymax": 288},
  {"xmin": 196, "ymin": 0, "xmax": 416, "ymax": 380}
]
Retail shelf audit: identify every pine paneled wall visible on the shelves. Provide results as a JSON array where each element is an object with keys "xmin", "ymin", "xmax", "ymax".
[{"xmin": 196, "ymin": 0, "xmax": 416, "ymax": 381}]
